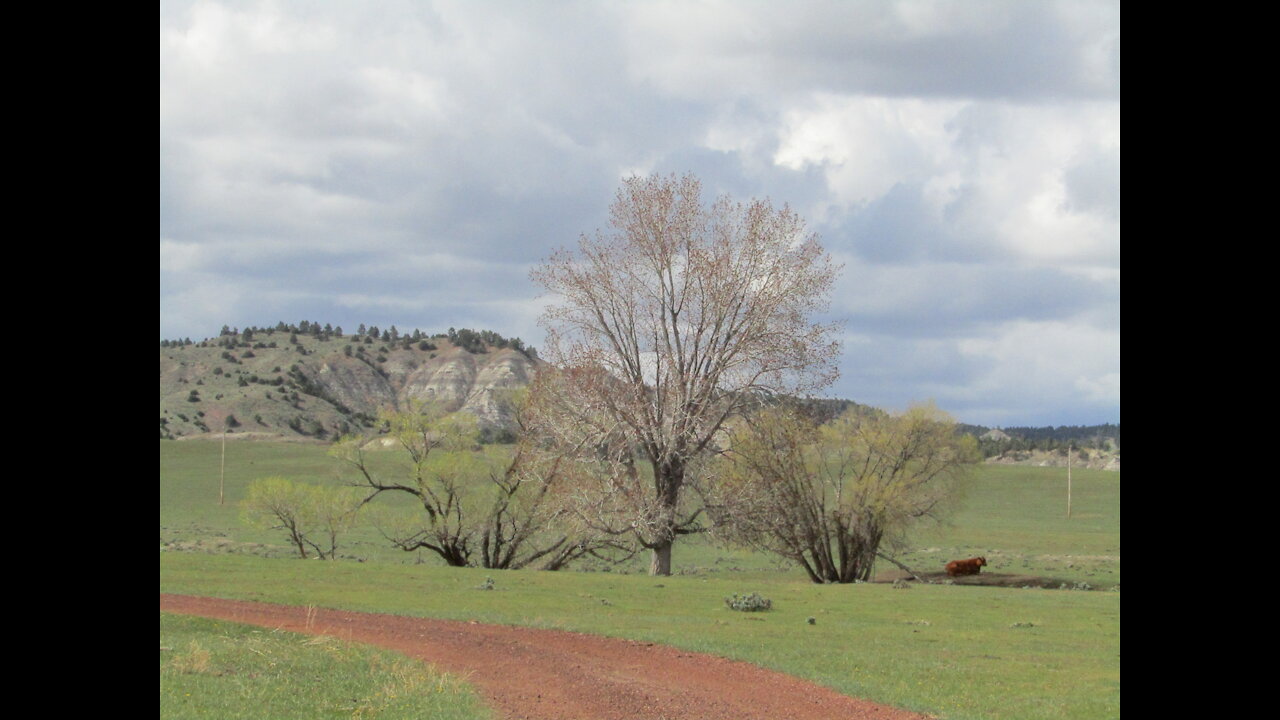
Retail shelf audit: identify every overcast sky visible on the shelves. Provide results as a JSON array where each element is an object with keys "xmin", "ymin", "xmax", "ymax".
[{"xmin": 160, "ymin": 0, "xmax": 1119, "ymax": 428}]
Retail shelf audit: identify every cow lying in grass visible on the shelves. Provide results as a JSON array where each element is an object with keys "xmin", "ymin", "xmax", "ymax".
[{"xmin": 945, "ymin": 557, "xmax": 987, "ymax": 577}]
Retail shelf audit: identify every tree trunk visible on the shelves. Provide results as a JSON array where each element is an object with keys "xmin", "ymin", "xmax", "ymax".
[
  {"xmin": 649, "ymin": 540, "xmax": 673, "ymax": 576},
  {"xmin": 291, "ymin": 532, "xmax": 308, "ymax": 560},
  {"xmin": 648, "ymin": 459, "xmax": 683, "ymax": 576}
]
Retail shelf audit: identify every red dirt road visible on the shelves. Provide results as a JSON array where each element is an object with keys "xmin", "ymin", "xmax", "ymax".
[{"xmin": 161, "ymin": 594, "xmax": 931, "ymax": 720}]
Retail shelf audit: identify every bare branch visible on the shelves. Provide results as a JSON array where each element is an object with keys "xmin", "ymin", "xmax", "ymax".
[{"xmin": 530, "ymin": 173, "xmax": 841, "ymax": 575}]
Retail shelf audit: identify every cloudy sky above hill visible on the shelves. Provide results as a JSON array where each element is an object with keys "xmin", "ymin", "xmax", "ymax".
[{"xmin": 160, "ymin": 0, "xmax": 1119, "ymax": 427}]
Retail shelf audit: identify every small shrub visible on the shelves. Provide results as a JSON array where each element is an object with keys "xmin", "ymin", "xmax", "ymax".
[
  {"xmin": 476, "ymin": 576, "xmax": 495, "ymax": 591},
  {"xmin": 725, "ymin": 592, "xmax": 772, "ymax": 612}
]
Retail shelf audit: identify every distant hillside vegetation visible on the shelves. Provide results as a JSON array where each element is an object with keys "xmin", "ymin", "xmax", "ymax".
[
  {"xmin": 957, "ymin": 422, "xmax": 1120, "ymax": 471},
  {"xmin": 161, "ymin": 321, "xmax": 1118, "ymax": 466},
  {"xmin": 160, "ymin": 322, "xmax": 539, "ymax": 442}
]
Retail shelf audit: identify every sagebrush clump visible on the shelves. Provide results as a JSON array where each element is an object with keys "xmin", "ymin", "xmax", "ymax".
[{"xmin": 725, "ymin": 592, "xmax": 772, "ymax": 612}]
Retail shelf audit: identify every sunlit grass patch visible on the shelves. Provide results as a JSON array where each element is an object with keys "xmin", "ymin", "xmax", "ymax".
[{"xmin": 159, "ymin": 613, "xmax": 491, "ymax": 720}]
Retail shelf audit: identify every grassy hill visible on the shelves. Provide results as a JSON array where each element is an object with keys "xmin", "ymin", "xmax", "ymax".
[{"xmin": 160, "ymin": 325, "xmax": 538, "ymax": 441}]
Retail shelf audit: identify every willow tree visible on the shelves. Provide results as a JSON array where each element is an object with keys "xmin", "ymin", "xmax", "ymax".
[
  {"xmin": 241, "ymin": 477, "xmax": 364, "ymax": 560},
  {"xmin": 332, "ymin": 400, "xmax": 608, "ymax": 571},
  {"xmin": 531, "ymin": 173, "xmax": 841, "ymax": 575},
  {"xmin": 714, "ymin": 403, "xmax": 979, "ymax": 583}
]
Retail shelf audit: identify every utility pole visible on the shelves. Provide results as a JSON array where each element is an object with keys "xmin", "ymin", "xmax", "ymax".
[
  {"xmin": 1066, "ymin": 443, "xmax": 1073, "ymax": 519},
  {"xmin": 220, "ymin": 425, "xmax": 227, "ymax": 506}
]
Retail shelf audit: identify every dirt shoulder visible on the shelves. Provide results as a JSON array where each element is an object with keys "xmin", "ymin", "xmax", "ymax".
[{"xmin": 161, "ymin": 593, "xmax": 931, "ymax": 720}]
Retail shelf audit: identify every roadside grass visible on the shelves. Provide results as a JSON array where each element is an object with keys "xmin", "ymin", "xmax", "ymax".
[
  {"xmin": 160, "ymin": 440, "xmax": 1120, "ymax": 585},
  {"xmin": 159, "ymin": 613, "xmax": 491, "ymax": 720},
  {"xmin": 161, "ymin": 553, "xmax": 1120, "ymax": 720}
]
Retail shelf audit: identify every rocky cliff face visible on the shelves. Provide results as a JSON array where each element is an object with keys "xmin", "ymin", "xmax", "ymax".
[
  {"xmin": 159, "ymin": 334, "xmax": 539, "ymax": 441},
  {"xmin": 429, "ymin": 351, "xmax": 533, "ymax": 429},
  {"xmin": 984, "ymin": 449, "xmax": 1120, "ymax": 472}
]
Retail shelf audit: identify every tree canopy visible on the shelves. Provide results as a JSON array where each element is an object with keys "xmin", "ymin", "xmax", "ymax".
[
  {"xmin": 531, "ymin": 173, "xmax": 841, "ymax": 574},
  {"xmin": 713, "ymin": 403, "xmax": 978, "ymax": 583}
]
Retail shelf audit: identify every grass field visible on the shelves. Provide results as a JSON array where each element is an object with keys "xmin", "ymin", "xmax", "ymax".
[
  {"xmin": 160, "ymin": 613, "xmax": 491, "ymax": 719},
  {"xmin": 159, "ymin": 438, "xmax": 1120, "ymax": 719},
  {"xmin": 160, "ymin": 440, "xmax": 1119, "ymax": 584}
]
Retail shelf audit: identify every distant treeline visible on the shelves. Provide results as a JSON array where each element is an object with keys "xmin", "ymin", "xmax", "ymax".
[
  {"xmin": 958, "ymin": 422, "xmax": 1120, "ymax": 457},
  {"xmin": 159, "ymin": 321, "xmax": 537, "ymax": 359}
]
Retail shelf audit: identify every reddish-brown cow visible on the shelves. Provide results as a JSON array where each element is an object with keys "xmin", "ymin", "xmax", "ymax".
[{"xmin": 945, "ymin": 557, "xmax": 987, "ymax": 577}]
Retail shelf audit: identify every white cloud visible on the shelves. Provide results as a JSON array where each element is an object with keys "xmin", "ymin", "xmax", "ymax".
[
  {"xmin": 953, "ymin": 319, "xmax": 1119, "ymax": 423},
  {"xmin": 159, "ymin": 0, "xmax": 1119, "ymax": 425},
  {"xmin": 618, "ymin": 0, "xmax": 1118, "ymax": 102},
  {"xmin": 159, "ymin": 238, "xmax": 203, "ymax": 273},
  {"xmin": 774, "ymin": 95, "xmax": 962, "ymax": 208},
  {"xmin": 771, "ymin": 97, "xmax": 1119, "ymax": 268}
]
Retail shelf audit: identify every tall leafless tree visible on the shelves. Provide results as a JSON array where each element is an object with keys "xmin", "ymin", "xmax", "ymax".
[{"xmin": 530, "ymin": 173, "xmax": 841, "ymax": 575}]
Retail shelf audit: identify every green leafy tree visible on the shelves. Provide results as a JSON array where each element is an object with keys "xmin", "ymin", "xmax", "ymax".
[
  {"xmin": 712, "ymin": 403, "xmax": 978, "ymax": 583},
  {"xmin": 333, "ymin": 400, "xmax": 607, "ymax": 570},
  {"xmin": 241, "ymin": 477, "xmax": 364, "ymax": 559}
]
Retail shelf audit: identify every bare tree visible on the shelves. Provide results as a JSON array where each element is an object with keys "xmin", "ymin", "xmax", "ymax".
[
  {"xmin": 332, "ymin": 400, "xmax": 611, "ymax": 570},
  {"xmin": 712, "ymin": 403, "xmax": 979, "ymax": 583},
  {"xmin": 530, "ymin": 173, "xmax": 841, "ymax": 575}
]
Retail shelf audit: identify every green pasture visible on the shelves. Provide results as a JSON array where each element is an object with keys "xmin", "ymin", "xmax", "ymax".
[
  {"xmin": 160, "ymin": 613, "xmax": 491, "ymax": 719},
  {"xmin": 905, "ymin": 464, "xmax": 1120, "ymax": 588},
  {"xmin": 160, "ymin": 439, "xmax": 1120, "ymax": 586},
  {"xmin": 160, "ymin": 439, "xmax": 1120, "ymax": 719},
  {"xmin": 161, "ymin": 553, "xmax": 1119, "ymax": 720}
]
